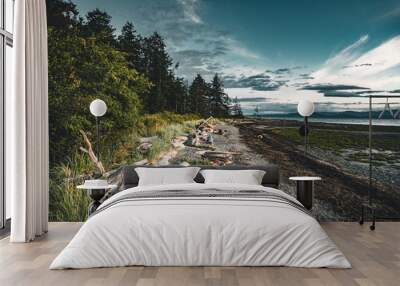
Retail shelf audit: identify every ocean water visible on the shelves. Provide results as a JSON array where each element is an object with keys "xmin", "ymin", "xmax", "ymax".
[{"xmin": 261, "ymin": 116, "xmax": 400, "ymax": 126}]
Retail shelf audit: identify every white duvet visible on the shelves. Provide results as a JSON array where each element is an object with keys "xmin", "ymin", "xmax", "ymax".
[{"xmin": 50, "ymin": 183, "xmax": 351, "ymax": 269}]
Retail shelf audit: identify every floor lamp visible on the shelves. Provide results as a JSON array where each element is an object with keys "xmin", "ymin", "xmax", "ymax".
[
  {"xmin": 297, "ymin": 100, "xmax": 315, "ymax": 155},
  {"xmin": 89, "ymin": 99, "xmax": 107, "ymax": 159}
]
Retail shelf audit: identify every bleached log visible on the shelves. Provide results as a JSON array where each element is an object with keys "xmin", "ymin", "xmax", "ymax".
[
  {"xmin": 139, "ymin": 136, "xmax": 159, "ymax": 143},
  {"xmin": 79, "ymin": 130, "xmax": 106, "ymax": 175}
]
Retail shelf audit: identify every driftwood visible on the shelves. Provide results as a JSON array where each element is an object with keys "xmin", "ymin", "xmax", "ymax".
[
  {"xmin": 139, "ymin": 136, "xmax": 158, "ymax": 143},
  {"xmin": 133, "ymin": 159, "xmax": 149, "ymax": 165},
  {"xmin": 79, "ymin": 130, "xmax": 106, "ymax": 175},
  {"xmin": 196, "ymin": 116, "xmax": 214, "ymax": 128},
  {"xmin": 202, "ymin": 151, "xmax": 233, "ymax": 161}
]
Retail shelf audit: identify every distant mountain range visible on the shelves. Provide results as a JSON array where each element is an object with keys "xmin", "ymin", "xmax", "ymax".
[{"xmin": 260, "ymin": 111, "xmax": 399, "ymax": 120}]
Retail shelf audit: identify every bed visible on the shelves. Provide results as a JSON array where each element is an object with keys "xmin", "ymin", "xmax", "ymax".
[{"xmin": 50, "ymin": 165, "xmax": 351, "ymax": 269}]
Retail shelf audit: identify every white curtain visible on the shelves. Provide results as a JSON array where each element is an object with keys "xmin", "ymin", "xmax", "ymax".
[{"xmin": 9, "ymin": 0, "xmax": 49, "ymax": 242}]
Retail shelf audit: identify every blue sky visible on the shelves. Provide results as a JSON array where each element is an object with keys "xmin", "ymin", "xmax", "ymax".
[{"xmin": 74, "ymin": 0, "xmax": 400, "ymax": 114}]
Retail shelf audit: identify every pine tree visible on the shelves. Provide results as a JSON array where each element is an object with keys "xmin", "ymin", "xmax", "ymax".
[
  {"xmin": 189, "ymin": 74, "xmax": 209, "ymax": 116},
  {"xmin": 141, "ymin": 32, "xmax": 172, "ymax": 113},
  {"xmin": 47, "ymin": 0, "xmax": 80, "ymax": 30},
  {"xmin": 118, "ymin": 22, "xmax": 143, "ymax": 72},
  {"xmin": 83, "ymin": 9, "xmax": 116, "ymax": 46},
  {"xmin": 209, "ymin": 74, "xmax": 230, "ymax": 117}
]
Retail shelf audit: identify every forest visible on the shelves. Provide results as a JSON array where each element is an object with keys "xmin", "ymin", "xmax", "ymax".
[{"xmin": 47, "ymin": 0, "xmax": 243, "ymax": 166}]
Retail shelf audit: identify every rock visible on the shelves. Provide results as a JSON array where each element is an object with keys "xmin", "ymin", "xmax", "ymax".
[
  {"xmin": 156, "ymin": 149, "xmax": 178, "ymax": 166},
  {"xmin": 206, "ymin": 134, "xmax": 214, "ymax": 145},
  {"xmin": 215, "ymin": 129, "xmax": 224, "ymax": 135},
  {"xmin": 137, "ymin": 142, "xmax": 152, "ymax": 152},
  {"xmin": 180, "ymin": 161, "xmax": 191, "ymax": 167},
  {"xmin": 172, "ymin": 136, "xmax": 187, "ymax": 148},
  {"xmin": 185, "ymin": 132, "xmax": 200, "ymax": 146}
]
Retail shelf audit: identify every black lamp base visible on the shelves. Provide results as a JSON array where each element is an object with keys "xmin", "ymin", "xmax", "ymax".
[
  {"xmin": 359, "ymin": 202, "xmax": 376, "ymax": 231},
  {"xmin": 87, "ymin": 189, "xmax": 106, "ymax": 216}
]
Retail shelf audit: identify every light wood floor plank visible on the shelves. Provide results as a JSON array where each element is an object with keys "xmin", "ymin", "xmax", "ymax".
[{"xmin": 0, "ymin": 222, "xmax": 399, "ymax": 286}]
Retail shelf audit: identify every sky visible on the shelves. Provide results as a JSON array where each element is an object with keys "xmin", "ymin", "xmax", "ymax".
[{"xmin": 74, "ymin": 0, "xmax": 400, "ymax": 115}]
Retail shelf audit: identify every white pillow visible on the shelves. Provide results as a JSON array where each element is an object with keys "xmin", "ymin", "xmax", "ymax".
[
  {"xmin": 200, "ymin": 169, "xmax": 266, "ymax": 185},
  {"xmin": 135, "ymin": 167, "xmax": 201, "ymax": 186}
]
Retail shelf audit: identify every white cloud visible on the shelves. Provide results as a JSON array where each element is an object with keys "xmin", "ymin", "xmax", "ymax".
[
  {"xmin": 224, "ymin": 38, "xmax": 262, "ymax": 60},
  {"xmin": 311, "ymin": 35, "xmax": 400, "ymax": 90},
  {"xmin": 312, "ymin": 35, "xmax": 369, "ymax": 80},
  {"xmin": 377, "ymin": 6, "xmax": 400, "ymax": 21},
  {"xmin": 178, "ymin": 0, "xmax": 202, "ymax": 24}
]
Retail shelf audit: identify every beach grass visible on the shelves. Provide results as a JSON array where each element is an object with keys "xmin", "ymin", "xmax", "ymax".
[{"xmin": 49, "ymin": 112, "xmax": 199, "ymax": 221}]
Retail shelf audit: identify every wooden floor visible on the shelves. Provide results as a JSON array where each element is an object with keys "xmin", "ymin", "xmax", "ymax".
[{"xmin": 0, "ymin": 222, "xmax": 399, "ymax": 286}]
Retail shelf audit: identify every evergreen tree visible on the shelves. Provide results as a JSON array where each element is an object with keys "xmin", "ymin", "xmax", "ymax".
[
  {"xmin": 189, "ymin": 74, "xmax": 210, "ymax": 116},
  {"xmin": 83, "ymin": 9, "xmax": 116, "ymax": 46},
  {"xmin": 118, "ymin": 22, "xmax": 143, "ymax": 72},
  {"xmin": 142, "ymin": 32, "xmax": 172, "ymax": 113},
  {"xmin": 209, "ymin": 74, "xmax": 230, "ymax": 117},
  {"xmin": 167, "ymin": 76, "xmax": 187, "ymax": 113},
  {"xmin": 46, "ymin": 0, "xmax": 80, "ymax": 30}
]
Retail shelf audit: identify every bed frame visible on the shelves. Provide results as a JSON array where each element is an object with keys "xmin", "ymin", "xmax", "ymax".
[{"xmin": 118, "ymin": 164, "xmax": 280, "ymax": 191}]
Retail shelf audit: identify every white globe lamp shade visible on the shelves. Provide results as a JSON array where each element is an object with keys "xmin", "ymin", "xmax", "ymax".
[
  {"xmin": 297, "ymin": 100, "xmax": 315, "ymax": 117},
  {"xmin": 90, "ymin": 99, "xmax": 107, "ymax": 117}
]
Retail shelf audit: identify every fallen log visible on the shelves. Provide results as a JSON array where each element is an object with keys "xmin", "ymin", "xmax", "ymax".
[
  {"xmin": 79, "ymin": 130, "xmax": 106, "ymax": 175},
  {"xmin": 139, "ymin": 136, "xmax": 158, "ymax": 143},
  {"xmin": 202, "ymin": 151, "xmax": 233, "ymax": 161}
]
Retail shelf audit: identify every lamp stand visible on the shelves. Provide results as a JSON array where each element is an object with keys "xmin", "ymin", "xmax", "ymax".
[
  {"xmin": 359, "ymin": 95, "xmax": 376, "ymax": 230},
  {"xmin": 304, "ymin": 116, "xmax": 308, "ymax": 155},
  {"xmin": 96, "ymin": 116, "xmax": 100, "ymax": 160}
]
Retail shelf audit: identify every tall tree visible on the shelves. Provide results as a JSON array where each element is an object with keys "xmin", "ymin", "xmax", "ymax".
[
  {"xmin": 209, "ymin": 74, "xmax": 230, "ymax": 117},
  {"xmin": 46, "ymin": 0, "xmax": 80, "ymax": 30},
  {"xmin": 118, "ymin": 22, "xmax": 143, "ymax": 72},
  {"xmin": 141, "ymin": 32, "xmax": 172, "ymax": 113},
  {"xmin": 83, "ymin": 9, "xmax": 116, "ymax": 46},
  {"xmin": 189, "ymin": 74, "xmax": 209, "ymax": 116}
]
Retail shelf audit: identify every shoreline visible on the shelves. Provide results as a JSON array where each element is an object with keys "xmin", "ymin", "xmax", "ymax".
[
  {"xmin": 232, "ymin": 118, "xmax": 400, "ymax": 220},
  {"xmin": 243, "ymin": 117, "xmax": 400, "ymax": 132}
]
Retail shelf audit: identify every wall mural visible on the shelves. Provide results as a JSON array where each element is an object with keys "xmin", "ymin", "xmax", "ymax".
[{"xmin": 47, "ymin": 0, "xmax": 400, "ymax": 222}]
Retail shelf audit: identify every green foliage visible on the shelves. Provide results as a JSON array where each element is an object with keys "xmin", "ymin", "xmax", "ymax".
[
  {"xmin": 188, "ymin": 74, "xmax": 231, "ymax": 117},
  {"xmin": 209, "ymin": 74, "xmax": 231, "ymax": 117},
  {"xmin": 48, "ymin": 13, "xmax": 150, "ymax": 164},
  {"xmin": 83, "ymin": 9, "xmax": 116, "ymax": 46},
  {"xmin": 188, "ymin": 74, "xmax": 210, "ymax": 116},
  {"xmin": 49, "ymin": 153, "xmax": 92, "ymax": 222}
]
